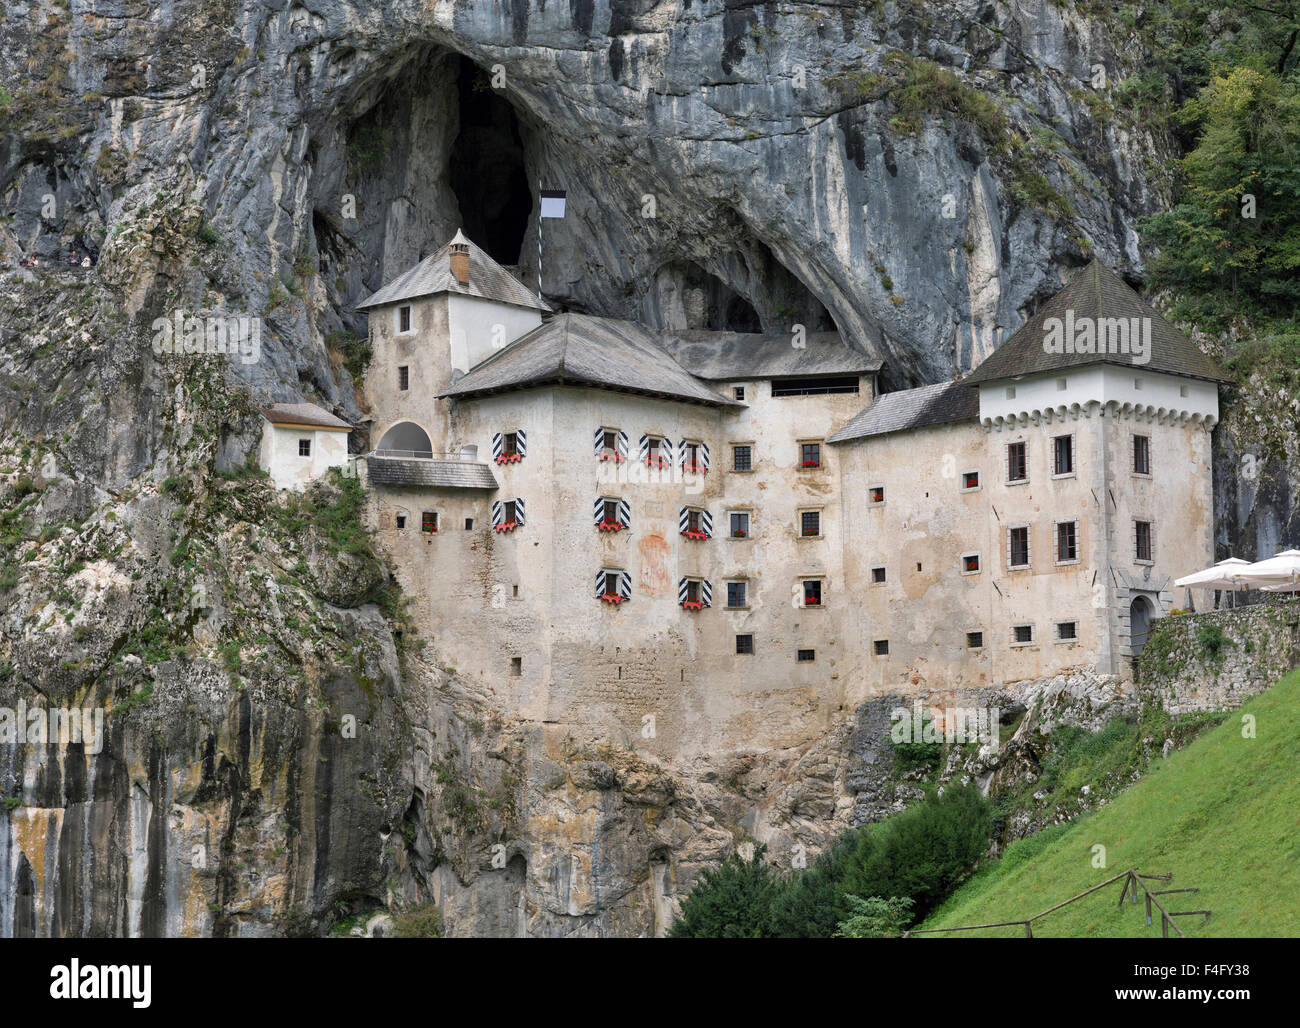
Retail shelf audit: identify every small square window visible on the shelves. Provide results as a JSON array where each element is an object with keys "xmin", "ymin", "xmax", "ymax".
[
  {"xmin": 726, "ymin": 582, "xmax": 747, "ymax": 609},
  {"xmin": 502, "ymin": 432, "xmax": 518, "ymax": 456},
  {"xmin": 732, "ymin": 444, "xmax": 753, "ymax": 472},
  {"xmin": 733, "ymin": 386, "xmax": 746, "ymax": 401},
  {"xmin": 799, "ymin": 442, "xmax": 821, "ymax": 469},
  {"xmin": 961, "ymin": 470, "xmax": 980, "ymax": 491},
  {"xmin": 1056, "ymin": 621, "xmax": 1078, "ymax": 641},
  {"xmin": 1179, "ymin": 384, "xmax": 1189, "ymax": 397},
  {"xmin": 736, "ymin": 634, "xmax": 754, "ymax": 655},
  {"xmin": 729, "ymin": 512, "xmax": 750, "ymax": 539},
  {"xmin": 399, "ymin": 305, "xmax": 411, "ymax": 333},
  {"xmin": 395, "ymin": 514, "xmax": 406, "ymax": 530},
  {"xmin": 464, "ymin": 518, "xmax": 474, "ymax": 530},
  {"xmin": 298, "ymin": 438, "xmax": 311, "ymax": 457},
  {"xmin": 800, "ymin": 510, "xmax": 821, "ymax": 538},
  {"xmin": 510, "ymin": 657, "xmax": 522, "ymax": 677},
  {"xmin": 962, "ymin": 553, "xmax": 981, "ymax": 574},
  {"xmin": 421, "ymin": 511, "xmax": 438, "ymax": 533},
  {"xmin": 1006, "ymin": 385, "xmax": 1016, "ymax": 399},
  {"xmin": 504, "ymin": 500, "xmax": 519, "ymax": 524},
  {"xmin": 871, "ymin": 566, "xmax": 887, "ymax": 584},
  {"xmin": 398, "ymin": 365, "xmax": 409, "ymax": 391},
  {"xmin": 796, "ymin": 649, "xmax": 816, "ymax": 663},
  {"xmin": 1134, "ymin": 377, "xmax": 1144, "ymax": 390},
  {"xmin": 873, "ymin": 639, "xmax": 889, "ymax": 656},
  {"xmin": 802, "ymin": 580, "xmax": 822, "ymax": 607},
  {"xmin": 1013, "ymin": 624, "xmax": 1034, "ymax": 645},
  {"xmin": 1056, "ymin": 377, "xmax": 1067, "ymax": 391},
  {"xmin": 684, "ymin": 580, "xmax": 701, "ymax": 604},
  {"xmin": 966, "ymin": 631, "xmax": 984, "ymax": 649},
  {"xmin": 868, "ymin": 485, "xmax": 885, "ymax": 505}
]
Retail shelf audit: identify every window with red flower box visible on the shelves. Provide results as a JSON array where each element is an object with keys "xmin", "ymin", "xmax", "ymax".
[
  {"xmin": 493, "ymin": 430, "xmax": 526, "ymax": 465},
  {"xmin": 596, "ymin": 568, "xmax": 632, "ymax": 604},
  {"xmin": 799, "ymin": 441, "xmax": 822, "ymax": 469},
  {"xmin": 678, "ymin": 577, "xmax": 711, "ymax": 610},
  {"xmin": 594, "ymin": 496, "xmax": 630, "ymax": 533},
  {"xmin": 492, "ymin": 498, "xmax": 524, "ymax": 533},
  {"xmin": 679, "ymin": 506, "xmax": 712, "ymax": 540},
  {"xmin": 421, "ymin": 511, "xmax": 438, "ymax": 534}
]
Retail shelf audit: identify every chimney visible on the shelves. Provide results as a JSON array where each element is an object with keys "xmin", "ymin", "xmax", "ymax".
[{"xmin": 449, "ymin": 229, "xmax": 470, "ymax": 286}]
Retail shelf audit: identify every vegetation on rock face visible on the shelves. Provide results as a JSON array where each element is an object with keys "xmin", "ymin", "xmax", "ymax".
[
  {"xmin": 390, "ymin": 903, "xmax": 444, "ymax": 938},
  {"xmin": 923, "ymin": 670, "xmax": 1300, "ymax": 937},
  {"xmin": 669, "ymin": 786, "xmax": 990, "ymax": 937}
]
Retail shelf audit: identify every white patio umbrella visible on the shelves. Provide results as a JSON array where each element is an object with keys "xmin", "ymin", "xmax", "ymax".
[
  {"xmin": 1232, "ymin": 549, "xmax": 1300, "ymax": 598},
  {"xmin": 1174, "ymin": 557, "xmax": 1252, "ymax": 609}
]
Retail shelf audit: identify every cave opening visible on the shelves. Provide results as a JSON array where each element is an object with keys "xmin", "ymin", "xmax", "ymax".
[{"xmin": 448, "ymin": 56, "xmax": 533, "ymax": 266}]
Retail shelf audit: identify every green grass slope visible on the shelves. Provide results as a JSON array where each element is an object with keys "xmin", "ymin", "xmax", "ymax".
[{"xmin": 922, "ymin": 669, "xmax": 1300, "ymax": 938}]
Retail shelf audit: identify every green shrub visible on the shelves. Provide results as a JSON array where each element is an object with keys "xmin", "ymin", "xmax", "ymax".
[
  {"xmin": 669, "ymin": 844, "xmax": 783, "ymax": 938},
  {"xmin": 833, "ymin": 895, "xmax": 914, "ymax": 938},
  {"xmin": 390, "ymin": 903, "xmax": 443, "ymax": 938}
]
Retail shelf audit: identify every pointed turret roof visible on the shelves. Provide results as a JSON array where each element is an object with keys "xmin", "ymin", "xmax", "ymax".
[
  {"xmin": 963, "ymin": 260, "xmax": 1230, "ymax": 385},
  {"xmin": 357, "ymin": 233, "xmax": 550, "ymax": 313}
]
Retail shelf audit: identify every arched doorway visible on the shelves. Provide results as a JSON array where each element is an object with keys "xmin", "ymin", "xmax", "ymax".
[
  {"xmin": 1129, "ymin": 596, "xmax": 1153, "ymax": 656},
  {"xmin": 376, "ymin": 421, "xmax": 432, "ymax": 457}
]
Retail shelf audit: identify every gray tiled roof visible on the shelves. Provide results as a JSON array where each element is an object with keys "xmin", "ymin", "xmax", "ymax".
[
  {"xmin": 357, "ymin": 235, "xmax": 551, "ymax": 313},
  {"xmin": 439, "ymin": 314, "xmax": 743, "ymax": 407},
  {"xmin": 658, "ymin": 330, "xmax": 881, "ymax": 380},
  {"xmin": 261, "ymin": 402, "xmax": 352, "ymax": 430},
  {"xmin": 365, "ymin": 457, "xmax": 498, "ymax": 490},
  {"xmin": 964, "ymin": 259, "xmax": 1231, "ymax": 385},
  {"xmin": 827, "ymin": 380, "xmax": 979, "ymax": 443}
]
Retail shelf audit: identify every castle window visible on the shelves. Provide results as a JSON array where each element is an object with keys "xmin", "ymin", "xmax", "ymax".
[
  {"xmin": 871, "ymin": 566, "xmax": 887, "ymax": 584},
  {"xmin": 1012, "ymin": 624, "xmax": 1035, "ymax": 646},
  {"xmin": 961, "ymin": 470, "xmax": 980, "ymax": 491},
  {"xmin": 679, "ymin": 506, "xmax": 712, "ymax": 540},
  {"xmin": 421, "ymin": 511, "xmax": 438, "ymax": 533},
  {"xmin": 733, "ymin": 386, "xmax": 746, "ymax": 401},
  {"xmin": 596, "ymin": 427, "xmax": 627, "ymax": 462},
  {"xmin": 681, "ymin": 440, "xmax": 709, "ymax": 474},
  {"xmin": 1133, "ymin": 435, "xmax": 1151, "ymax": 476},
  {"xmin": 772, "ymin": 376, "xmax": 860, "ymax": 397},
  {"xmin": 796, "ymin": 649, "xmax": 816, "ymax": 663},
  {"xmin": 1056, "ymin": 377, "xmax": 1068, "ymax": 391},
  {"xmin": 1008, "ymin": 525, "xmax": 1030, "ymax": 569},
  {"xmin": 398, "ymin": 366, "xmax": 409, "ymax": 391},
  {"xmin": 596, "ymin": 568, "xmax": 631, "ymax": 604},
  {"xmin": 1052, "ymin": 434, "xmax": 1074, "ymax": 476},
  {"xmin": 395, "ymin": 514, "xmax": 406, "ymax": 530},
  {"xmin": 802, "ymin": 580, "xmax": 822, "ymax": 607},
  {"xmin": 732, "ymin": 444, "xmax": 753, "ymax": 472},
  {"xmin": 594, "ymin": 496, "xmax": 630, "ymax": 532},
  {"xmin": 1135, "ymin": 519, "xmax": 1154, "ymax": 563},
  {"xmin": 726, "ymin": 581, "xmax": 748, "ymax": 609},
  {"xmin": 492, "ymin": 498, "xmax": 525, "ymax": 531},
  {"xmin": 729, "ymin": 511, "xmax": 750, "ymax": 539},
  {"xmin": 799, "ymin": 442, "xmax": 822, "ymax": 469},
  {"xmin": 464, "ymin": 518, "xmax": 474, "ymax": 531},
  {"xmin": 1056, "ymin": 620, "xmax": 1078, "ymax": 642},
  {"xmin": 1056, "ymin": 520, "xmax": 1078, "ymax": 563},
  {"xmin": 640, "ymin": 435, "xmax": 671, "ymax": 469},
  {"xmin": 398, "ymin": 305, "xmax": 411, "ymax": 333},
  {"xmin": 736, "ymin": 634, "xmax": 754, "ymax": 655},
  {"xmin": 1134, "ymin": 377, "xmax": 1144, "ymax": 390},
  {"xmin": 1180, "ymin": 384, "xmax": 1189, "ymax": 397},
  {"xmin": 799, "ymin": 509, "xmax": 821, "ymax": 538},
  {"xmin": 493, "ymin": 430, "xmax": 525, "ymax": 464},
  {"xmin": 1005, "ymin": 385, "xmax": 1017, "ymax": 400},
  {"xmin": 510, "ymin": 657, "xmax": 522, "ymax": 676},
  {"xmin": 873, "ymin": 639, "xmax": 889, "ymax": 656},
  {"xmin": 298, "ymin": 438, "xmax": 311, "ymax": 457},
  {"xmin": 966, "ymin": 631, "xmax": 984, "ymax": 649},
  {"xmin": 961, "ymin": 552, "xmax": 981, "ymax": 574},
  {"xmin": 678, "ymin": 577, "xmax": 711, "ymax": 610},
  {"xmin": 868, "ymin": 485, "xmax": 885, "ymax": 505},
  {"xmin": 1007, "ymin": 442, "xmax": 1027, "ymax": 483}
]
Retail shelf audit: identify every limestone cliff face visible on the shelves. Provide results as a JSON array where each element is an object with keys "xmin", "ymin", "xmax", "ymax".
[{"xmin": 0, "ymin": 0, "xmax": 1282, "ymax": 936}]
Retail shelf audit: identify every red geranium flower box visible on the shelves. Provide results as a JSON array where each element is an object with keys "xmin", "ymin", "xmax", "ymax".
[
  {"xmin": 597, "ymin": 520, "xmax": 625, "ymax": 533},
  {"xmin": 680, "ymin": 600, "xmax": 703, "ymax": 611},
  {"xmin": 681, "ymin": 528, "xmax": 708, "ymax": 541},
  {"xmin": 801, "ymin": 460, "xmax": 820, "ymax": 468},
  {"xmin": 494, "ymin": 520, "xmax": 520, "ymax": 533},
  {"xmin": 684, "ymin": 462, "xmax": 708, "ymax": 474},
  {"xmin": 495, "ymin": 453, "xmax": 523, "ymax": 465},
  {"xmin": 804, "ymin": 597, "xmax": 820, "ymax": 606},
  {"xmin": 731, "ymin": 529, "xmax": 747, "ymax": 538},
  {"xmin": 600, "ymin": 593, "xmax": 624, "ymax": 605},
  {"xmin": 598, "ymin": 453, "xmax": 626, "ymax": 463},
  {"xmin": 645, "ymin": 456, "xmax": 671, "ymax": 469}
]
